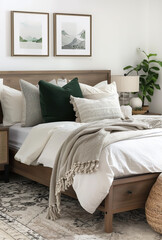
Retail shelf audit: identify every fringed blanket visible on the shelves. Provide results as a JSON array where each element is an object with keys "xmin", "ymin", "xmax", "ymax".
[{"xmin": 47, "ymin": 118, "xmax": 162, "ymax": 220}]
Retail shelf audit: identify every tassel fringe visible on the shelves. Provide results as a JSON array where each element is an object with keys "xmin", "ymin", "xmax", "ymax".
[{"xmin": 47, "ymin": 160, "xmax": 99, "ymax": 220}]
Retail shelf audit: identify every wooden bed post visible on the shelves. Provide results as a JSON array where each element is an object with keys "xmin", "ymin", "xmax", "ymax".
[{"xmin": 104, "ymin": 185, "xmax": 113, "ymax": 233}]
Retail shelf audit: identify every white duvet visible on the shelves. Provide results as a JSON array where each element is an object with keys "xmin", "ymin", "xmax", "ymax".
[{"xmin": 15, "ymin": 116, "xmax": 162, "ymax": 214}]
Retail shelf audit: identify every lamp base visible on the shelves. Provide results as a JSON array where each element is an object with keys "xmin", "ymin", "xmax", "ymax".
[{"xmin": 119, "ymin": 92, "xmax": 130, "ymax": 105}]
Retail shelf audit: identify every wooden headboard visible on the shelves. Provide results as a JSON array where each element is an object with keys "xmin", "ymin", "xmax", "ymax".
[
  {"xmin": 0, "ymin": 70, "xmax": 111, "ymax": 90},
  {"xmin": 0, "ymin": 70, "xmax": 111, "ymax": 122}
]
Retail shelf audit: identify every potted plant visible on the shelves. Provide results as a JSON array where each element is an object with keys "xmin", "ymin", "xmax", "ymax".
[{"xmin": 123, "ymin": 50, "xmax": 162, "ymax": 109}]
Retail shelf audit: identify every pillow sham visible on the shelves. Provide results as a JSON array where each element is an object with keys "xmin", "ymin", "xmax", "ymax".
[
  {"xmin": 79, "ymin": 81, "xmax": 117, "ymax": 99},
  {"xmin": 49, "ymin": 78, "xmax": 67, "ymax": 87},
  {"xmin": 20, "ymin": 80, "xmax": 43, "ymax": 127},
  {"xmin": 1, "ymin": 86, "xmax": 23, "ymax": 126},
  {"xmin": 70, "ymin": 95, "xmax": 123, "ymax": 123},
  {"xmin": 39, "ymin": 78, "xmax": 83, "ymax": 122}
]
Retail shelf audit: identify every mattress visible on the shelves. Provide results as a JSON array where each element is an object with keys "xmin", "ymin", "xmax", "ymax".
[{"xmin": 9, "ymin": 123, "xmax": 32, "ymax": 150}]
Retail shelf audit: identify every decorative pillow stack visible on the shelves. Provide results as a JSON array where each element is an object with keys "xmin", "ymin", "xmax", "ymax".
[{"xmin": 0, "ymin": 77, "xmax": 127, "ymax": 126}]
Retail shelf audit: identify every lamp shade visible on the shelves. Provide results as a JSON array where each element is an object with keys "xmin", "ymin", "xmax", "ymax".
[{"xmin": 111, "ymin": 75, "xmax": 139, "ymax": 92}]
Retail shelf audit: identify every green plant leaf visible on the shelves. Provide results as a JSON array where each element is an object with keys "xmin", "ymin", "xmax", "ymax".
[
  {"xmin": 148, "ymin": 70, "xmax": 158, "ymax": 79},
  {"xmin": 134, "ymin": 64, "xmax": 142, "ymax": 72},
  {"xmin": 143, "ymin": 59, "xmax": 148, "ymax": 64},
  {"xmin": 143, "ymin": 89, "xmax": 147, "ymax": 96},
  {"xmin": 157, "ymin": 61, "xmax": 162, "ymax": 67},
  {"xmin": 150, "ymin": 66, "xmax": 160, "ymax": 71},
  {"xmin": 140, "ymin": 74, "xmax": 146, "ymax": 78},
  {"xmin": 154, "ymin": 83, "xmax": 161, "ymax": 90},
  {"xmin": 139, "ymin": 84, "xmax": 144, "ymax": 91},
  {"xmin": 146, "ymin": 95, "xmax": 151, "ymax": 102},
  {"xmin": 148, "ymin": 53, "xmax": 157, "ymax": 58},
  {"xmin": 142, "ymin": 65, "xmax": 148, "ymax": 72},
  {"xmin": 152, "ymin": 76, "xmax": 157, "ymax": 82},
  {"xmin": 138, "ymin": 94, "xmax": 142, "ymax": 100},
  {"xmin": 147, "ymin": 87, "xmax": 154, "ymax": 96},
  {"xmin": 149, "ymin": 60, "xmax": 158, "ymax": 64},
  {"xmin": 123, "ymin": 65, "xmax": 133, "ymax": 70},
  {"xmin": 149, "ymin": 60, "xmax": 162, "ymax": 67}
]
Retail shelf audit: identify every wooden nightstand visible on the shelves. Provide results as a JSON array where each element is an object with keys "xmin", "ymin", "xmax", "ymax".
[
  {"xmin": 0, "ymin": 126, "xmax": 9, "ymax": 182},
  {"xmin": 144, "ymin": 112, "xmax": 161, "ymax": 115},
  {"xmin": 133, "ymin": 111, "xmax": 161, "ymax": 115}
]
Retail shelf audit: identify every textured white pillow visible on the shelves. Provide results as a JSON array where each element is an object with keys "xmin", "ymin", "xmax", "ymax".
[
  {"xmin": 70, "ymin": 95, "xmax": 123, "ymax": 123},
  {"xmin": 79, "ymin": 81, "xmax": 117, "ymax": 99},
  {"xmin": 1, "ymin": 86, "xmax": 23, "ymax": 126}
]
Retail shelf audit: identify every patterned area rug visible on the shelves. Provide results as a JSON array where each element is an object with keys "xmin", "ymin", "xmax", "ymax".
[{"xmin": 0, "ymin": 174, "xmax": 161, "ymax": 240}]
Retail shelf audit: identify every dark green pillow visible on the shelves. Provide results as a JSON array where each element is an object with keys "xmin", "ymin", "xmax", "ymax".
[{"xmin": 39, "ymin": 78, "xmax": 83, "ymax": 122}]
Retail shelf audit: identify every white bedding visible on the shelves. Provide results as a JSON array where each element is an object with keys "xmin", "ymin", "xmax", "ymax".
[
  {"xmin": 14, "ymin": 116, "xmax": 162, "ymax": 214},
  {"xmin": 9, "ymin": 123, "xmax": 32, "ymax": 150}
]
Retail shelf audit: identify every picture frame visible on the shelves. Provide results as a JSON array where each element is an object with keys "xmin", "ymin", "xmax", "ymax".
[
  {"xmin": 54, "ymin": 13, "xmax": 92, "ymax": 57},
  {"xmin": 11, "ymin": 11, "xmax": 49, "ymax": 56}
]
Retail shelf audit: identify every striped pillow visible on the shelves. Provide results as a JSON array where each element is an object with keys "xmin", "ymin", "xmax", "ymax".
[{"xmin": 70, "ymin": 95, "xmax": 123, "ymax": 123}]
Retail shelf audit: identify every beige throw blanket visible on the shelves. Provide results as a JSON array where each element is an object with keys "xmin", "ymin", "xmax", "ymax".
[{"xmin": 47, "ymin": 118, "xmax": 162, "ymax": 220}]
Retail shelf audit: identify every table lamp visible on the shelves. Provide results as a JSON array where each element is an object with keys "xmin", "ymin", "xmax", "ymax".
[{"xmin": 111, "ymin": 75, "xmax": 139, "ymax": 105}]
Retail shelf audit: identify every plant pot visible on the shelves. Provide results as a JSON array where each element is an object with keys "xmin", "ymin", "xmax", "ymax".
[{"xmin": 142, "ymin": 105, "xmax": 149, "ymax": 112}]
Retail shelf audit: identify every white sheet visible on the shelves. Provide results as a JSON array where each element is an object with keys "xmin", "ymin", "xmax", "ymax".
[{"xmin": 9, "ymin": 123, "xmax": 32, "ymax": 150}]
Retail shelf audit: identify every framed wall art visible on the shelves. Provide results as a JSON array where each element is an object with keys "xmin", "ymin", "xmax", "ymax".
[
  {"xmin": 11, "ymin": 11, "xmax": 49, "ymax": 56},
  {"xmin": 54, "ymin": 13, "xmax": 92, "ymax": 57}
]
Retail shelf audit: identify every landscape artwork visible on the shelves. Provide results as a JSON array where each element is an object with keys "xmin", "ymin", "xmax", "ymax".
[
  {"xmin": 11, "ymin": 11, "xmax": 49, "ymax": 56},
  {"xmin": 61, "ymin": 22, "xmax": 86, "ymax": 50},
  {"xmin": 19, "ymin": 21, "xmax": 42, "ymax": 49},
  {"xmin": 54, "ymin": 14, "xmax": 91, "ymax": 56}
]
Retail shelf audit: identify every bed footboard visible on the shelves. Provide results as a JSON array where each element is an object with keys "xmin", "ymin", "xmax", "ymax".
[
  {"xmin": 9, "ymin": 150, "xmax": 160, "ymax": 233},
  {"xmin": 101, "ymin": 173, "xmax": 160, "ymax": 233}
]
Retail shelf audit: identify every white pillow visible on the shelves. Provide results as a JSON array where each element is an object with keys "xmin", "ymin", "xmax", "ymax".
[
  {"xmin": 70, "ymin": 95, "xmax": 123, "ymax": 123},
  {"xmin": 50, "ymin": 78, "xmax": 67, "ymax": 87},
  {"xmin": 1, "ymin": 86, "xmax": 23, "ymax": 126},
  {"xmin": 120, "ymin": 105, "xmax": 132, "ymax": 119},
  {"xmin": 79, "ymin": 81, "xmax": 117, "ymax": 99}
]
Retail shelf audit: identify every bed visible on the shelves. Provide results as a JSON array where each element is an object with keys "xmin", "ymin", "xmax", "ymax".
[{"xmin": 0, "ymin": 70, "xmax": 161, "ymax": 233}]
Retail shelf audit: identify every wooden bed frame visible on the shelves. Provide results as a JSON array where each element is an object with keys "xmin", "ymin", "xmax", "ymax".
[{"xmin": 0, "ymin": 70, "xmax": 160, "ymax": 233}]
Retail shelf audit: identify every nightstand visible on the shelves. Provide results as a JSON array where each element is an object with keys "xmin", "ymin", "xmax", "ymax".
[
  {"xmin": 144, "ymin": 112, "xmax": 161, "ymax": 115},
  {"xmin": 132, "ymin": 110, "xmax": 161, "ymax": 115},
  {"xmin": 0, "ymin": 126, "xmax": 9, "ymax": 182}
]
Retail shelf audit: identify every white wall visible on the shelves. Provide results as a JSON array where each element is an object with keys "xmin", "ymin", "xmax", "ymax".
[
  {"xmin": 147, "ymin": 0, "xmax": 162, "ymax": 114},
  {"xmin": 1, "ymin": 0, "xmax": 162, "ymax": 113},
  {"xmin": 0, "ymin": 0, "xmax": 148, "ymax": 74}
]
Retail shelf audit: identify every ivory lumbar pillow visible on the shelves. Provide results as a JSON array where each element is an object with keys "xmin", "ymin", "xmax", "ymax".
[
  {"xmin": 70, "ymin": 95, "xmax": 123, "ymax": 123},
  {"xmin": 20, "ymin": 80, "xmax": 43, "ymax": 127}
]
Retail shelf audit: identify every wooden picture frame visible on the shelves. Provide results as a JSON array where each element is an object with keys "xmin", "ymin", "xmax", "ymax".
[
  {"xmin": 54, "ymin": 13, "xmax": 92, "ymax": 57},
  {"xmin": 11, "ymin": 11, "xmax": 49, "ymax": 56}
]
